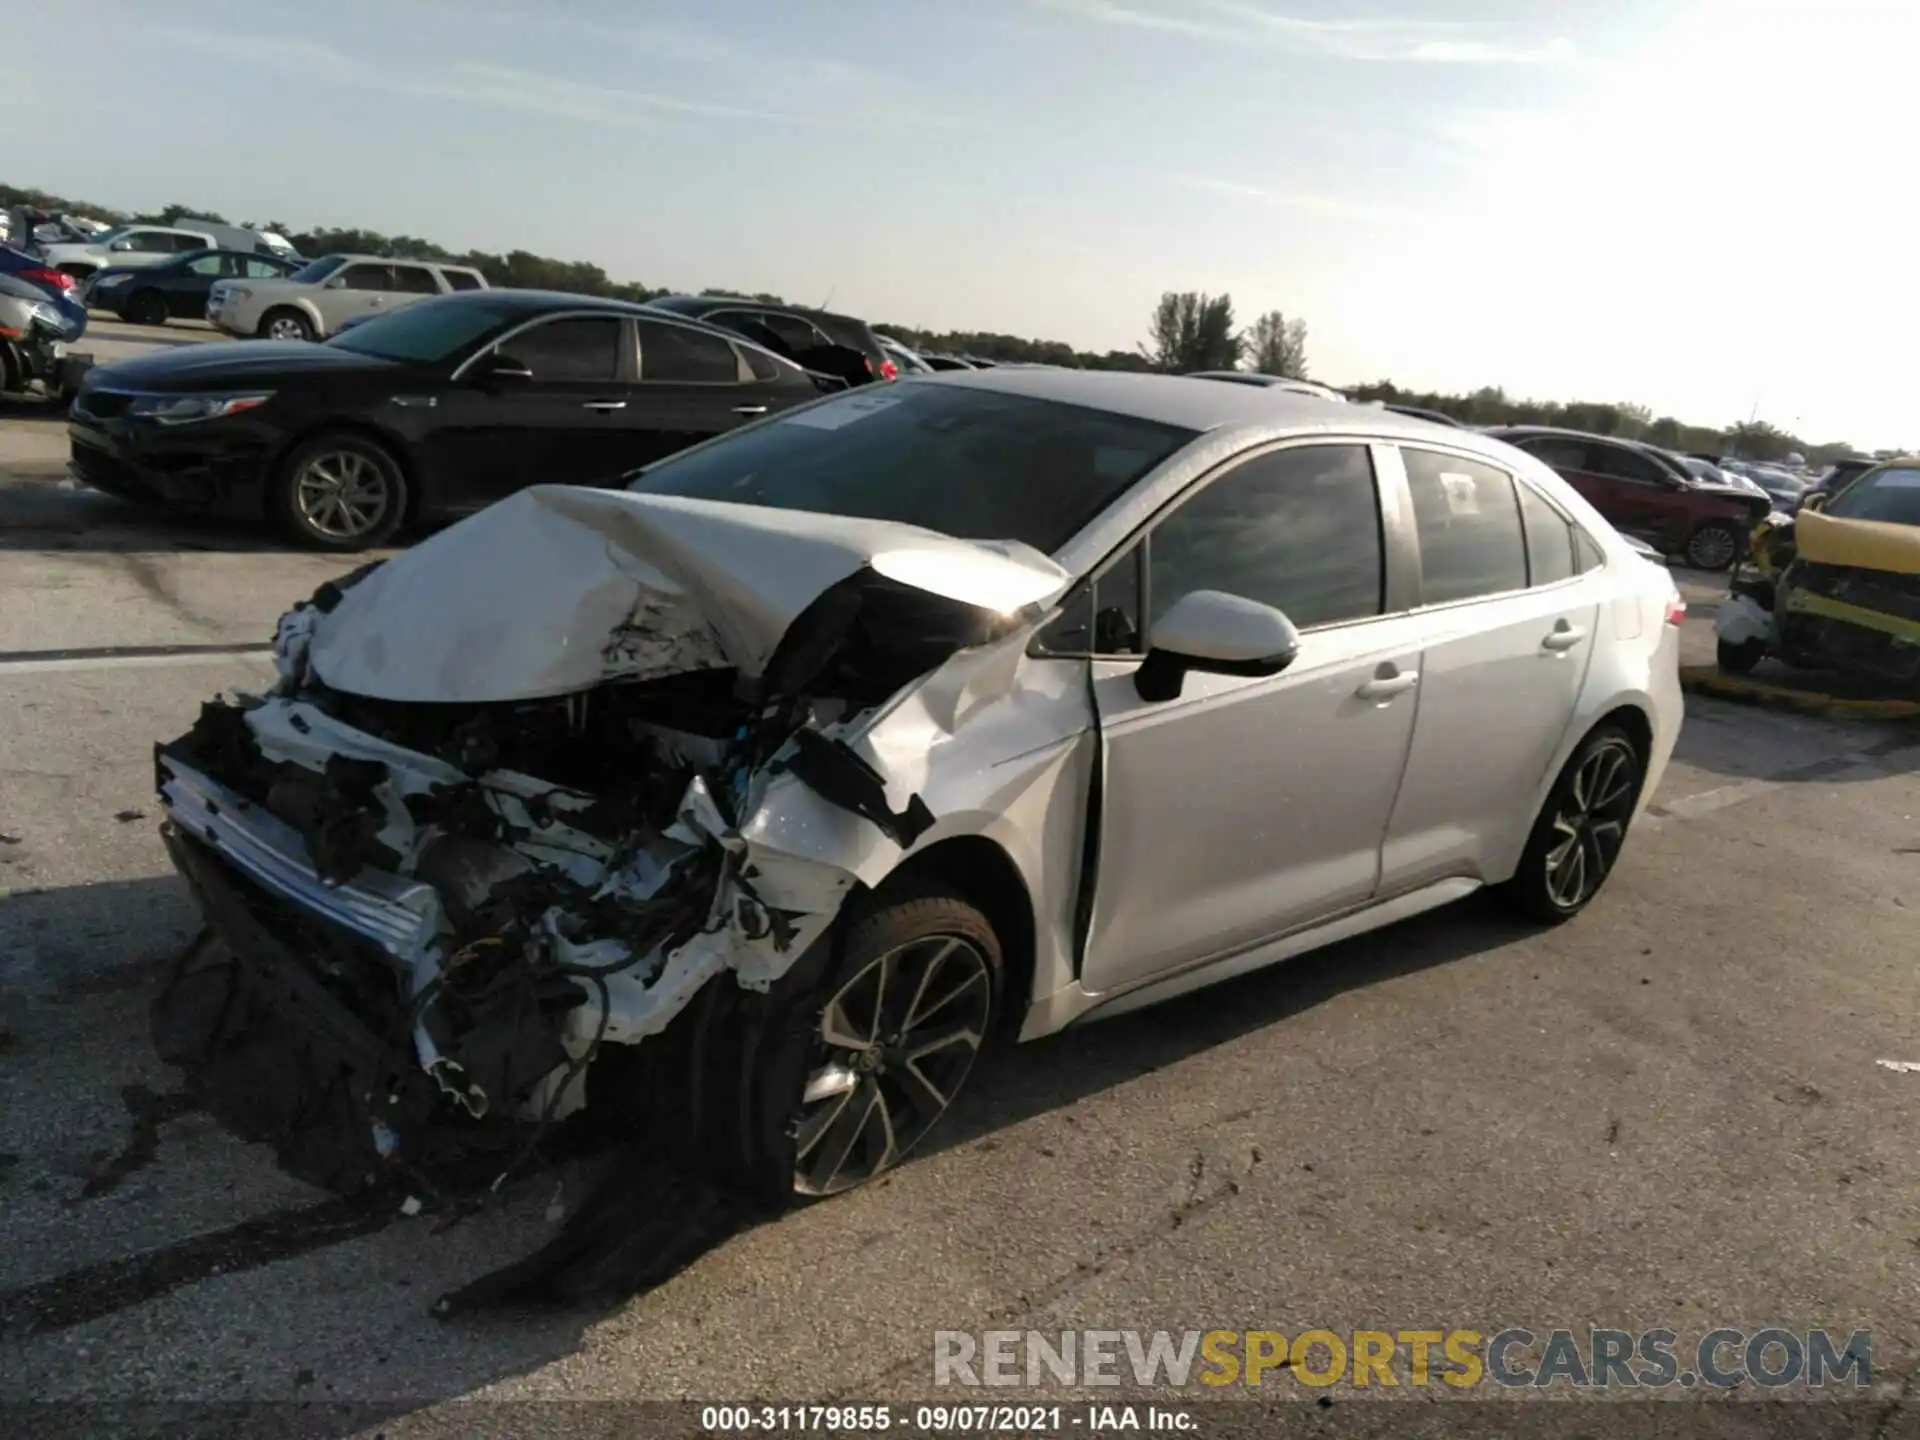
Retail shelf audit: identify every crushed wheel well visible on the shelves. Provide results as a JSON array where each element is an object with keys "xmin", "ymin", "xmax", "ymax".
[{"xmin": 879, "ymin": 836, "xmax": 1036, "ymax": 1041}]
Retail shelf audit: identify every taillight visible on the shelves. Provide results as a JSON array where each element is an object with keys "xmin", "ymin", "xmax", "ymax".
[
  {"xmin": 1665, "ymin": 597, "xmax": 1687, "ymax": 627},
  {"xmin": 21, "ymin": 266, "xmax": 73, "ymax": 293},
  {"xmin": 880, "ymin": 358, "xmax": 899, "ymax": 382}
]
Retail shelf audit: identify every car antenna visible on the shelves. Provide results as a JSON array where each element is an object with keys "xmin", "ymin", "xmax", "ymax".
[{"xmin": 818, "ymin": 287, "xmax": 836, "ymax": 311}]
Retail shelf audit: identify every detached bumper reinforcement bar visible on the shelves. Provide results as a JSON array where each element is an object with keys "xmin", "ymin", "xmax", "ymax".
[{"xmin": 157, "ymin": 752, "xmax": 443, "ymax": 963}]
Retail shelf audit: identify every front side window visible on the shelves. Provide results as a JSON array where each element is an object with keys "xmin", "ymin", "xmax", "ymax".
[
  {"xmin": 389, "ymin": 266, "xmax": 440, "ymax": 295},
  {"xmin": 185, "ymin": 254, "xmax": 228, "ymax": 277},
  {"xmin": 1403, "ymin": 449, "xmax": 1527, "ymax": 604},
  {"xmin": 638, "ymin": 319, "xmax": 740, "ymax": 382},
  {"xmin": 498, "ymin": 317, "xmax": 624, "ymax": 381},
  {"xmin": 631, "ymin": 385, "xmax": 1194, "ymax": 555},
  {"xmin": 1146, "ymin": 445, "xmax": 1383, "ymax": 631},
  {"xmin": 244, "ymin": 256, "xmax": 287, "ymax": 278},
  {"xmin": 1040, "ymin": 544, "xmax": 1144, "ymax": 655},
  {"xmin": 339, "ymin": 264, "xmax": 391, "ymax": 292}
]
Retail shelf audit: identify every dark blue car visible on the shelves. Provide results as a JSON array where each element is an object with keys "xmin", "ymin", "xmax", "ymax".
[{"xmin": 84, "ymin": 248, "xmax": 301, "ymax": 326}]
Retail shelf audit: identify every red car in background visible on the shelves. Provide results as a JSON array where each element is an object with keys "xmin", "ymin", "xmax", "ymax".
[{"xmin": 1488, "ymin": 426, "xmax": 1770, "ymax": 570}]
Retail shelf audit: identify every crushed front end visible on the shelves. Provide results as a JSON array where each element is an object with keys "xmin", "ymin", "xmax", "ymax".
[{"xmin": 149, "ymin": 486, "xmax": 1072, "ymax": 1236}]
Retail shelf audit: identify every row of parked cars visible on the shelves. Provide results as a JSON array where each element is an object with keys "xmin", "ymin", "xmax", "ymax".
[{"xmin": 43, "ymin": 246, "xmax": 1881, "ymax": 581}]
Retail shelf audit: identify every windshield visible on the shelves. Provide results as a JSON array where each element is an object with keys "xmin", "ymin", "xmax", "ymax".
[
  {"xmin": 1679, "ymin": 457, "xmax": 1721, "ymax": 482},
  {"xmin": 325, "ymin": 297, "xmax": 519, "ymax": 363},
  {"xmin": 629, "ymin": 384, "xmax": 1196, "ymax": 554},
  {"xmin": 287, "ymin": 255, "xmax": 347, "ymax": 284},
  {"xmin": 1825, "ymin": 467, "xmax": 1920, "ymax": 527}
]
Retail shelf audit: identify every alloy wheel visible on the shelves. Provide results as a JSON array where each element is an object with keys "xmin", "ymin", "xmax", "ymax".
[
  {"xmin": 267, "ymin": 316, "xmax": 309, "ymax": 341},
  {"xmin": 793, "ymin": 934, "xmax": 993, "ymax": 1196},
  {"xmin": 1688, "ymin": 525, "xmax": 1737, "ymax": 570},
  {"xmin": 1543, "ymin": 738, "xmax": 1639, "ymax": 910},
  {"xmin": 294, "ymin": 450, "xmax": 393, "ymax": 542}
]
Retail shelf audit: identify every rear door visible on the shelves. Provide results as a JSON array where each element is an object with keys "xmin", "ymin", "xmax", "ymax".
[
  {"xmin": 1581, "ymin": 441, "xmax": 1693, "ymax": 548},
  {"xmin": 167, "ymin": 252, "xmax": 240, "ymax": 317},
  {"xmin": 385, "ymin": 263, "xmax": 443, "ymax": 314},
  {"xmin": 322, "ymin": 263, "xmax": 395, "ymax": 330},
  {"xmin": 1377, "ymin": 447, "xmax": 1599, "ymax": 891},
  {"xmin": 606, "ymin": 317, "xmax": 794, "ymax": 471}
]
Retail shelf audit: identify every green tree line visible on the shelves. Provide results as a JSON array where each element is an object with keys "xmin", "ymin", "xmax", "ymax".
[{"xmin": 6, "ymin": 184, "xmax": 1897, "ymax": 463}]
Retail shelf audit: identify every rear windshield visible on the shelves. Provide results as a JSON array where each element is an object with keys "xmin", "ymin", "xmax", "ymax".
[
  {"xmin": 1825, "ymin": 467, "xmax": 1920, "ymax": 527},
  {"xmin": 629, "ymin": 383, "xmax": 1196, "ymax": 554},
  {"xmin": 326, "ymin": 296, "xmax": 519, "ymax": 362}
]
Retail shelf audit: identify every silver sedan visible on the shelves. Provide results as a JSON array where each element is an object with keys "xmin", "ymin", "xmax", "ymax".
[{"xmin": 152, "ymin": 369, "xmax": 1685, "ymax": 1261}]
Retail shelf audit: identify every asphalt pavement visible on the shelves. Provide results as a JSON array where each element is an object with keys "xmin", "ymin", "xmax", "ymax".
[{"xmin": 1, "ymin": 366, "xmax": 1918, "ymax": 1431}]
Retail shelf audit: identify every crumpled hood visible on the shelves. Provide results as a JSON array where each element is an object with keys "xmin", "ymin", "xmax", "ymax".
[
  {"xmin": 306, "ymin": 485, "xmax": 1072, "ymax": 703},
  {"xmin": 1795, "ymin": 507, "xmax": 1920, "ymax": 576}
]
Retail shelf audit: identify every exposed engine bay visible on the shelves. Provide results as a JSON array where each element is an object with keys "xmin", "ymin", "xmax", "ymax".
[{"xmin": 150, "ymin": 484, "xmax": 1085, "ymax": 1306}]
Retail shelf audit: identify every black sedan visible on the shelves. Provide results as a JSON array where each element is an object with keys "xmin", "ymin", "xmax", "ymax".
[
  {"xmin": 84, "ymin": 249, "xmax": 302, "ymax": 326},
  {"xmin": 67, "ymin": 290, "xmax": 836, "ymax": 550}
]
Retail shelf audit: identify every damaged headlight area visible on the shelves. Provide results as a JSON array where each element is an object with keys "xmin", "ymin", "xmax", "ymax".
[{"xmin": 153, "ymin": 664, "xmax": 864, "ymax": 1200}]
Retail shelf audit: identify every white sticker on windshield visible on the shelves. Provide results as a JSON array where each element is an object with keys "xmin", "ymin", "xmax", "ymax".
[
  {"xmin": 783, "ymin": 392, "xmax": 905, "ymax": 431},
  {"xmin": 1438, "ymin": 471, "xmax": 1481, "ymax": 516},
  {"xmin": 1873, "ymin": 469, "xmax": 1920, "ymax": 489}
]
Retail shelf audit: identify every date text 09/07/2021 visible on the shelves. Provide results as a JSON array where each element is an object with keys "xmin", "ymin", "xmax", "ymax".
[{"xmin": 700, "ymin": 1405, "xmax": 1194, "ymax": 1433}]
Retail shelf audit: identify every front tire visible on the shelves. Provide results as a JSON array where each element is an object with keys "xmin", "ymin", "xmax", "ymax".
[
  {"xmin": 1498, "ymin": 725, "xmax": 1644, "ymax": 924},
  {"xmin": 1685, "ymin": 521, "xmax": 1742, "ymax": 571},
  {"xmin": 259, "ymin": 307, "xmax": 314, "ymax": 342},
  {"xmin": 270, "ymin": 432, "xmax": 407, "ymax": 551}
]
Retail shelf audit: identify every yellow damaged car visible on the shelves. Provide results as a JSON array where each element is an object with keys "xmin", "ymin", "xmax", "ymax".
[{"xmin": 1716, "ymin": 459, "xmax": 1920, "ymax": 690}]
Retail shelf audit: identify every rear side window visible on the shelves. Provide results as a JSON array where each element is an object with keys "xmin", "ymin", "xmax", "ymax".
[
  {"xmin": 1147, "ymin": 444, "xmax": 1383, "ymax": 631},
  {"xmin": 740, "ymin": 346, "xmax": 781, "ymax": 381},
  {"xmin": 638, "ymin": 320, "xmax": 740, "ymax": 383},
  {"xmin": 339, "ymin": 264, "xmax": 390, "ymax": 291},
  {"xmin": 443, "ymin": 270, "xmax": 485, "ymax": 292},
  {"xmin": 760, "ymin": 313, "xmax": 834, "ymax": 353},
  {"xmin": 389, "ymin": 266, "xmax": 440, "ymax": 295},
  {"xmin": 1403, "ymin": 449, "xmax": 1527, "ymax": 604},
  {"xmin": 1517, "ymin": 482, "xmax": 1576, "ymax": 586},
  {"xmin": 1515, "ymin": 436, "xmax": 1588, "ymax": 472},
  {"xmin": 172, "ymin": 233, "xmax": 210, "ymax": 253},
  {"xmin": 499, "ymin": 317, "xmax": 623, "ymax": 381},
  {"xmin": 1586, "ymin": 442, "xmax": 1670, "ymax": 485}
]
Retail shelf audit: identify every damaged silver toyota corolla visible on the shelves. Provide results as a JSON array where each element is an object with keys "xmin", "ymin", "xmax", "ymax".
[{"xmin": 153, "ymin": 370, "xmax": 1682, "ymax": 1295}]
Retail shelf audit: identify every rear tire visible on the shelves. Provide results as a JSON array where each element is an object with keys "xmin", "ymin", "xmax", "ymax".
[
  {"xmin": 126, "ymin": 289, "xmax": 168, "ymax": 326},
  {"xmin": 1685, "ymin": 521, "xmax": 1742, "ymax": 571},
  {"xmin": 259, "ymin": 307, "xmax": 314, "ymax": 342},
  {"xmin": 270, "ymin": 431, "xmax": 407, "ymax": 551},
  {"xmin": 1497, "ymin": 724, "xmax": 1644, "ymax": 924},
  {"xmin": 1717, "ymin": 637, "xmax": 1766, "ymax": 675}
]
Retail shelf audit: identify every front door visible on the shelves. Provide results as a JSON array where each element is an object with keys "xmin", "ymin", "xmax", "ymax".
[
  {"xmin": 1079, "ymin": 442, "xmax": 1425, "ymax": 996},
  {"xmin": 1576, "ymin": 441, "xmax": 1692, "ymax": 548},
  {"xmin": 1379, "ymin": 448, "xmax": 1597, "ymax": 888}
]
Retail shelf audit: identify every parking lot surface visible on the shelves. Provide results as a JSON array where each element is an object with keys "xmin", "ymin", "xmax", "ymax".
[{"xmin": 2, "ymin": 400, "xmax": 1917, "ymax": 1425}]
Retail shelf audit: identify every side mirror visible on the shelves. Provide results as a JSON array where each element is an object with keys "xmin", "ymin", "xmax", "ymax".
[
  {"xmin": 1134, "ymin": 590, "xmax": 1301, "ymax": 703},
  {"xmin": 471, "ymin": 351, "xmax": 534, "ymax": 384}
]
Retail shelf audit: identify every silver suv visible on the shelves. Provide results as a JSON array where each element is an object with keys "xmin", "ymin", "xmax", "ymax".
[{"xmin": 206, "ymin": 253, "xmax": 489, "ymax": 341}]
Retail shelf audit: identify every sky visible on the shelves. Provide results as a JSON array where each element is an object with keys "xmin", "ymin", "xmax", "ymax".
[{"xmin": 6, "ymin": 0, "xmax": 1914, "ymax": 448}]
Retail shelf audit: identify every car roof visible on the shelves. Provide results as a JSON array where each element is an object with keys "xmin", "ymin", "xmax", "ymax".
[{"xmin": 914, "ymin": 366, "xmax": 1501, "ymax": 444}]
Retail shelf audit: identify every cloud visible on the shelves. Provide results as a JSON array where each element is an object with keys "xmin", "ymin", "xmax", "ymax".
[
  {"xmin": 1033, "ymin": 0, "xmax": 1577, "ymax": 64},
  {"xmin": 1164, "ymin": 174, "xmax": 1433, "ymax": 228},
  {"xmin": 142, "ymin": 23, "xmax": 949, "ymax": 131}
]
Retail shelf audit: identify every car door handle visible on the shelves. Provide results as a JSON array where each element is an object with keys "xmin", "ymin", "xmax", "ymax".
[
  {"xmin": 581, "ymin": 400, "xmax": 628, "ymax": 412},
  {"xmin": 1542, "ymin": 624, "xmax": 1588, "ymax": 652},
  {"xmin": 1355, "ymin": 671, "xmax": 1419, "ymax": 701},
  {"xmin": 732, "ymin": 405, "xmax": 768, "ymax": 416}
]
